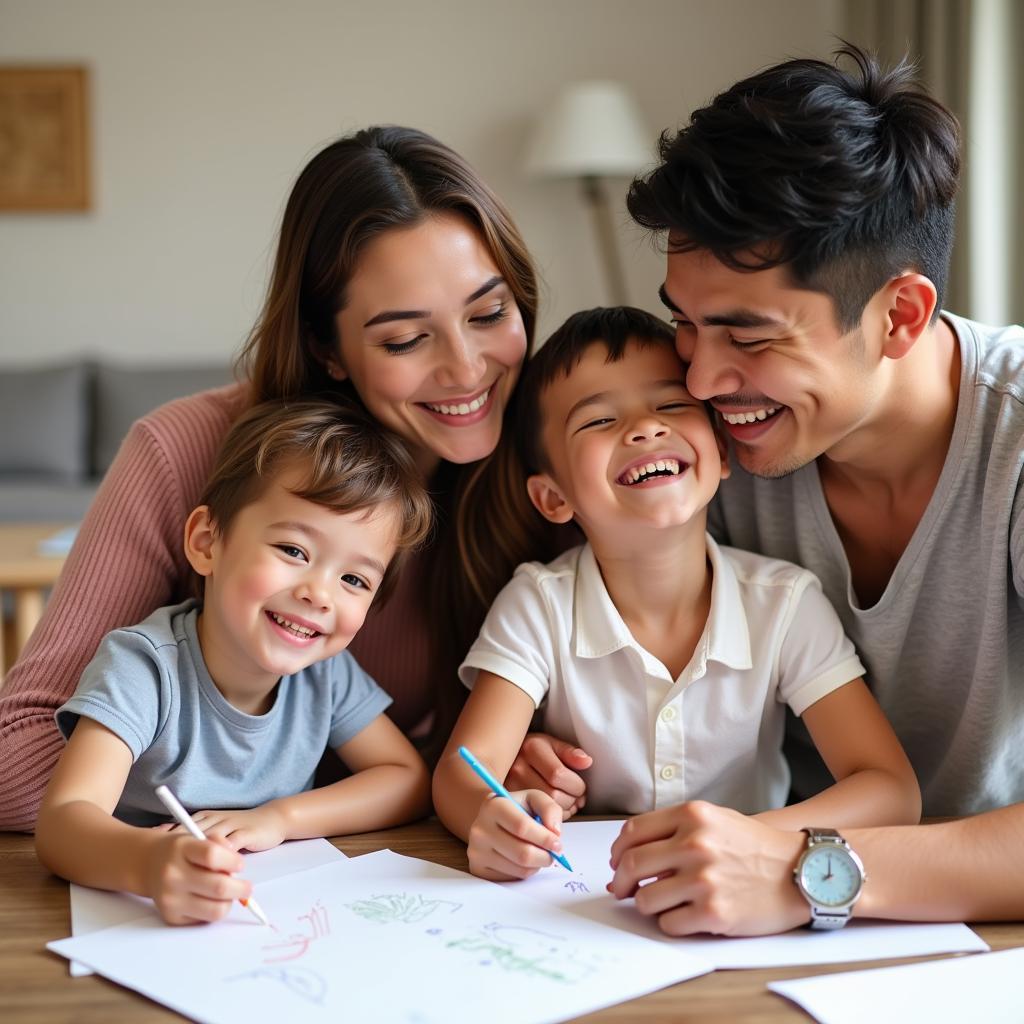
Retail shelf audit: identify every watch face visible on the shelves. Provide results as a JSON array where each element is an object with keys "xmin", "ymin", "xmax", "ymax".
[{"xmin": 798, "ymin": 845, "xmax": 863, "ymax": 908}]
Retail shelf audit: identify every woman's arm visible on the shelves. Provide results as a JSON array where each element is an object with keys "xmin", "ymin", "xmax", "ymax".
[
  {"xmin": 755, "ymin": 678, "xmax": 921, "ymax": 831},
  {"xmin": 181, "ymin": 716, "xmax": 433, "ymax": 849},
  {"xmin": 35, "ymin": 718, "xmax": 249, "ymax": 924},
  {"xmin": 0, "ymin": 391, "xmax": 237, "ymax": 832}
]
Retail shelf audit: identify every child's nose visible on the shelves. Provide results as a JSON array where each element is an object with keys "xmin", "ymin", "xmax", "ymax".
[
  {"xmin": 628, "ymin": 417, "xmax": 669, "ymax": 443},
  {"xmin": 296, "ymin": 575, "xmax": 331, "ymax": 611}
]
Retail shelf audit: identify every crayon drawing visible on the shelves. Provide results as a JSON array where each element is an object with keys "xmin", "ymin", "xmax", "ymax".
[
  {"xmin": 226, "ymin": 966, "xmax": 328, "ymax": 1006},
  {"xmin": 442, "ymin": 922, "xmax": 606, "ymax": 984},
  {"xmin": 346, "ymin": 892, "xmax": 462, "ymax": 925},
  {"xmin": 261, "ymin": 899, "xmax": 330, "ymax": 963}
]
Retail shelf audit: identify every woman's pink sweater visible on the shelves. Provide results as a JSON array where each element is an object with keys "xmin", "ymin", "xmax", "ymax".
[{"xmin": 0, "ymin": 385, "xmax": 433, "ymax": 831}]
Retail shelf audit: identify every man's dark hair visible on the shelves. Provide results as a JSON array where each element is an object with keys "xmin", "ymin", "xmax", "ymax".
[
  {"xmin": 627, "ymin": 43, "xmax": 961, "ymax": 328},
  {"xmin": 516, "ymin": 306, "xmax": 676, "ymax": 475}
]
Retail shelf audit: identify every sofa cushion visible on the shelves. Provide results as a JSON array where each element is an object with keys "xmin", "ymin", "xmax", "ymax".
[
  {"xmin": 92, "ymin": 363, "xmax": 230, "ymax": 476},
  {"xmin": 0, "ymin": 363, "xmax": 89, "ymax": 482}
]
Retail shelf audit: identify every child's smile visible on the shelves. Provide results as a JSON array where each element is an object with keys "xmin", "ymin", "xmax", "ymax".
[{"xmin": 615, "ymin": 454, "xmax": 689, "ymax": 487}]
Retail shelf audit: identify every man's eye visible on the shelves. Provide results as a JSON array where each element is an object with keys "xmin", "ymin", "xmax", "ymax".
[
  {"xmin": 730, "ymin": 337, "xmax": 769, "ymax": 349},
  {"xmin": 341, "ymin": 573, "xmax": 369, "ymax": 590}
]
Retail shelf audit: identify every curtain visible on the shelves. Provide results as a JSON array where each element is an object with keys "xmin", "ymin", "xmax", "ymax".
[{"xmin": 844, "ymin": 0, "xmax": 1024, "ymax": 326}]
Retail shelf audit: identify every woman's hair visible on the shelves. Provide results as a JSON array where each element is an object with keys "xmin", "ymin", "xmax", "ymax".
[
  {"xmin": 235, "ymin": 126, "xmax": 540, "ymax": 757},
  {"xmin": 198, "ymin": 398, "xmax": 433, "ymax": 598},
  {"xmin": 627, "ymin": 43, "xmax": 961, "ymax": 329},
  {"xmin": 238, "ymin": 125, "xmax": 537, "ymax": 401}
]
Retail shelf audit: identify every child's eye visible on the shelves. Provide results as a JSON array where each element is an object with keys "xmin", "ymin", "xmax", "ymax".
[
  {"xmin": 341, "ymin": 573, "xmax": 370, "ymax": 590},
  {"xmin": 276, "ymin": 544, "xmax": 307, "ymax": 561},
  {"xmin": 575, "ymin": 417, "xmax": 615, "ymax": 433}
]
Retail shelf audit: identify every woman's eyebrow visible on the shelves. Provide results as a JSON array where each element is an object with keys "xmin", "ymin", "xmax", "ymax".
[{"xmin": 363, "ymin": 276, "xmax": 505, "ymax": 328}]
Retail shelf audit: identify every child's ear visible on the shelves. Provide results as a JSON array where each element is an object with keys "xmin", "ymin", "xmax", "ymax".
[
  {"xmin": 526, "ymin": 473, "xmax": 575, "ymax": 524},
  {"xmin": 184, "ymin": 505, "xmax": 218, "ymax": 577}
]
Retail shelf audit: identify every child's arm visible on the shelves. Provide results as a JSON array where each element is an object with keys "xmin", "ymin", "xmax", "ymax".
[
  {"xmin": 755, "ymin": 677, "xmax": 921, "ymax": 831},
  {"xmin": 433, "ymin": 671, "xmax": 565, "ymax": 881},
  {"xmin": 171, "ymin": 715, "xmax": 431, "ymax": 850},
  {"xmin": 35, "ymin": 718, "xmax": 250, "ymax": 924}
]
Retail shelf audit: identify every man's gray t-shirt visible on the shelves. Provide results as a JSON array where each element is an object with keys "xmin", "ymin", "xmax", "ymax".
[
  {"xmin": 708, "ymin": 313, "xmax": 1024, "ymax": 816},
  {"xmin": 57, "ymin": 601, "xmax": 392, "ymax": 826}
]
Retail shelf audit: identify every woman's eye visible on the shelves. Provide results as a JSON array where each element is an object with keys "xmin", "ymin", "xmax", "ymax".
[
  {"xmin": 341, "ymin": 573, "xmax": 369, "ymax": 590},
  {"xmin": 382, "ymin": 334, "xmax": 427, "ymax": 355},
  {"xmin": 471, "ymin": 304, "xmax": 508, "ymax": 326}
]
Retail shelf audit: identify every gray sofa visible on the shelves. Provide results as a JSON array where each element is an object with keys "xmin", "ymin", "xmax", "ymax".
[{"xmin": 0, "ymin": 360, "xmax": 231, "ymax": 523}]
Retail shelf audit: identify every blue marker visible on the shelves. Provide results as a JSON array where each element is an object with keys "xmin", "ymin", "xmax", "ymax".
[{"xmin": 458, "ymin": 745, "xmax": 573, "ymax": 872}]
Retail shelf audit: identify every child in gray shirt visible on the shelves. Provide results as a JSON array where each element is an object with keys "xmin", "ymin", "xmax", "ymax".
[{"xmin": 36, "ymin": 399, "xmax": 433, "ymax": 925}]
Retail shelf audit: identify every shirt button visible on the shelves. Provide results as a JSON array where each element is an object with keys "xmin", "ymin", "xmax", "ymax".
[
  {"xmin": 660, "ymin": 765, "xmax": 676, "ymax": 781},
  {"xmin": 660, "ymin": 706, "xmax": 677, "ymax": 722}
]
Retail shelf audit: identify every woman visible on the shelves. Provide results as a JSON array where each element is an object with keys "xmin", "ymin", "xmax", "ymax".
[{"xmin": 0, "ymin": 126, "xmax": 553, "ymax": 831}]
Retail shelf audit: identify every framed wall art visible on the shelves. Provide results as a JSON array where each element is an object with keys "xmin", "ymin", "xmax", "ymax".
[{"xmin": 0, "ymin": 65, "xmax": 90, "ymax": 211}]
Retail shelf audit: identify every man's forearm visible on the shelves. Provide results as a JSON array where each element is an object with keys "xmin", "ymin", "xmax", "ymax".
[{"xmin": 849, "ymin": 803, "xmax": 1024, "ymax": 921}]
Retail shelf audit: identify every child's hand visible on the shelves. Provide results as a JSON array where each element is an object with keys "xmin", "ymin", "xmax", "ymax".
[
  {"xmin": 467, "ymin": 790, "xmax": 565, "ymax": 882},
  {"xmin": 146, "ymin": 833, "xmax": 250, "ymax": 925},
  {"xmin": 157, "ymin": 805, "xmax": 288, "ymax": 852}
]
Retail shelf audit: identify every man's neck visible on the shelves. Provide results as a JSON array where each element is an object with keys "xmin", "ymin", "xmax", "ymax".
[{"xmin": 820, "ymin": 316, "xmax": 961, "ymax": 496}]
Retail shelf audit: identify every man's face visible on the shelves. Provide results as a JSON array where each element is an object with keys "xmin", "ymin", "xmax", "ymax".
[{"xmin": 662, "ymin": 246, "xmax": 879, "ymax": 478}]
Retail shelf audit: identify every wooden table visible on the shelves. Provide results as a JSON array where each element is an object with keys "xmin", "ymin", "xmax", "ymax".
[
  {"xmin": 2, "ymin": 819, "xmax": 1023, "ymax": 1022},
  {"xmin": 0, "ymin": 523, "xmax": 73, "ymax": 681}
]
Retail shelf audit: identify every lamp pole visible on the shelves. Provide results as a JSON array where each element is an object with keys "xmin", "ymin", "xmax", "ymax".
[{"xmin": 581, "ymin": 175, "xmax": 629, "ymax": 306}]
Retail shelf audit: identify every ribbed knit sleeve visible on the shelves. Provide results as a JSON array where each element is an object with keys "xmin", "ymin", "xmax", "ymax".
[{"xmin": 0, "ymin": 385, "xmax": 245, "ymax": 831}]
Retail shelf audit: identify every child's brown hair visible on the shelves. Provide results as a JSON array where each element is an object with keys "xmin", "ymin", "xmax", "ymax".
[{"xmin": 196, "ymin": 397, "xmax": 433, "ymax": 597}]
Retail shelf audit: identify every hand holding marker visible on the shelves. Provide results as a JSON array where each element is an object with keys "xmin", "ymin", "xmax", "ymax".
[
  {"xmin": 457, "ymin": 746, "xmax": 573, "ymax": 871},
  {"xmin": 154, "ymin": 785, "xmax": 271, "ymax": 927}
]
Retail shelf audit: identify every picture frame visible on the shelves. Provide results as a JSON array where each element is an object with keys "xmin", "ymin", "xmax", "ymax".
[{"xmin": 0, "ymin": 65, "xmax": 90, "ymax": 211}]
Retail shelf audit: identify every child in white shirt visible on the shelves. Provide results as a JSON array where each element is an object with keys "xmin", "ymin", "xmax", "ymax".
[{"xmin": 433, "ymin": 307, "xmax": 920, "ymax": 882}]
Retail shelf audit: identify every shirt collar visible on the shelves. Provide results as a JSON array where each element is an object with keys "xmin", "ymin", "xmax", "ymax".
[{"xmin": 572, "ymin": 535, "xmax": 752, "ymax": 673}]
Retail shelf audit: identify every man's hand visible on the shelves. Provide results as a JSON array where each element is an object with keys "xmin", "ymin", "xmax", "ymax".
[
  {"xmin": 506, "ymin": 734, "xmax": 592, "ymax": 818},
  {"xmin": 607, "ymin": 801, "xmax": 809, "ymax": 936},
  {"xmin": 157, "ymin": 805, "xmax": 288, "ymax": 852},
  {"xmin": 466, "ymin": 789, "xmax": 565, "ymax": 882},
  {"xmin": 145, "ymin": 833, "xmax": 250, "ymax": 925}
]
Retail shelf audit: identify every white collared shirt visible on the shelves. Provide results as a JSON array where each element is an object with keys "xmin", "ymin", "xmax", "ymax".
[{"xmin": 460, "ymin": 536, "xmax": 864, "ymax": 815}]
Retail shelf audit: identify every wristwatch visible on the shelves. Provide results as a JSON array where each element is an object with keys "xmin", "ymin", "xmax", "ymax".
[{"xmin": 793, "ymin": 827, "xmax": 866, "ymax": 929}]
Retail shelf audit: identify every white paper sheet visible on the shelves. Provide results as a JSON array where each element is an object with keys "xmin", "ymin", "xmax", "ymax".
[
  {"xmin": 49, "ymin": 850, "xmax": 711, "ymax": 1024},
  {"xmin": 502, "ymin": 820, "xmax": 990, "ymax": 967},
  {"xmin": 68, "ymin": 838, "xmax": 345, "ymax": 976},
  {"xmin": 769, "ymin": 946, "xmax": 1024, "ymax": 1024}
]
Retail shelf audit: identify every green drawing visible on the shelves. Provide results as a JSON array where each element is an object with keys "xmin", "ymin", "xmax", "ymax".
[{"xmin": 346, "ymin": 892, "xmax": 463, "ymax": 925}]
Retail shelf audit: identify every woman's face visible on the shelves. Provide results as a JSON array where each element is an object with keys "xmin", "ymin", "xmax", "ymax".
[{"xmin": 330, "ymin": 213, "xmax": 528, "ymax": 474}]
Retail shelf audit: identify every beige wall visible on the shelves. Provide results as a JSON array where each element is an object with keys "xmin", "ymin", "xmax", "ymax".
[{"xmin": 0, "ymin": 0, "xmax": 842, "ymax": 365}]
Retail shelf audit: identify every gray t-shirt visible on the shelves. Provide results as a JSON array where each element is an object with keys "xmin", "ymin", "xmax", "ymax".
[
  {"xmin": 708, "ymin": 313, "xmax": 1024, "ymax": 816},
  {"xmin": 57, "ymin": 600, "xmax": 392, "ymax": 826}
]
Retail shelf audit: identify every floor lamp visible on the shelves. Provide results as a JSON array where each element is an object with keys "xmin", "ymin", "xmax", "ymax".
[{"xmin": 525, "ymin": 81, "xmax": 652, "ymax": 306}]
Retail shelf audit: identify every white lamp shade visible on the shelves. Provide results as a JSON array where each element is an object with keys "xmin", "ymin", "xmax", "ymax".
[{"xmin": 525, "ymin": 80, "xmax": 652, "ymax": 178}]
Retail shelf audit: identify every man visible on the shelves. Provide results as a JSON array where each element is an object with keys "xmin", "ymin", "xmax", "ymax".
[{"xmin": 511, "ymin": 44, "xmax": 1024, "ymax": 936}]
